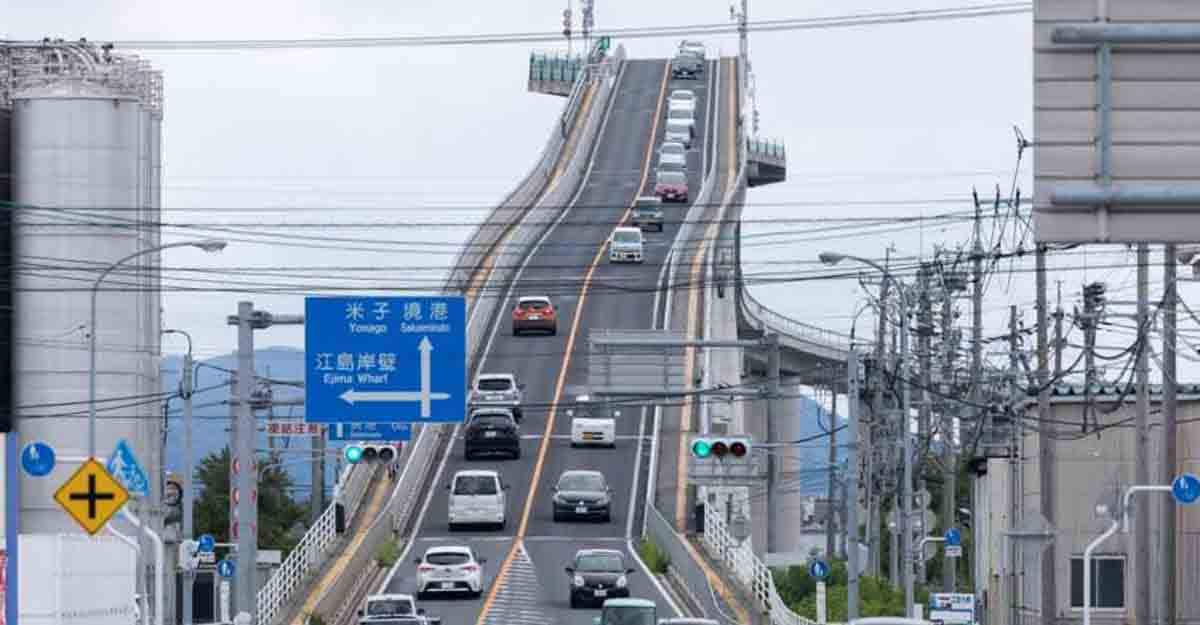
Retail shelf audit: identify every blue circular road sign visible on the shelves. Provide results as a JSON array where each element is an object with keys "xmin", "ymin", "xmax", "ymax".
[
  {"xmin": 945, "ymin": 527, "xmax": 962, "ymax": 547},
  {"xmin": 198, "ymin": 534, "xmax": 216, "ymax": 553},
  {"xmin": 218, "ymin": 558, "xmax": 235, "ymax": 579},
  {"xmin": 1172, "ymin": 473, "xmax": 1200, "ymax": 505},
  {"xmin": 809, "ymin": 559, "xmax": 830, "ymax": 581},
  {"xmin": 20, "ymin": 441, "xmax": 56, "ymax": 477}
]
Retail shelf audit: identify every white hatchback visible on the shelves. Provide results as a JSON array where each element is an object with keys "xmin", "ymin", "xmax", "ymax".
[{"xmin": 415, "ymin": 545, "xmax": 486, "ymax": 599}]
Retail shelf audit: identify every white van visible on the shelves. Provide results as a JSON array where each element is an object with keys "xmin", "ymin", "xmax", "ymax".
[
  {"xmin": 447, "ymin": 470, "xmax": 507, "ymax": 531},
  {"xmin": 609, "ymin": 227, "xmax": 645, "ymax": 263}
]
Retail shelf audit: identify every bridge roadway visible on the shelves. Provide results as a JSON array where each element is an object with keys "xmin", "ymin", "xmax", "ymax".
[{"xmin": 381, "ymin": 57, "xmax": 731, "ymax": 625}]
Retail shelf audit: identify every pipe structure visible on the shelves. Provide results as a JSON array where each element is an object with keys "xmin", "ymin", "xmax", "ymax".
[
  {"xmin": 1083, "ymin": 519, "xmax": 1120, "ymax": 625},
  {"xmin": 121, "ymin": 507, "xmax": 165, "ymax": 625}
]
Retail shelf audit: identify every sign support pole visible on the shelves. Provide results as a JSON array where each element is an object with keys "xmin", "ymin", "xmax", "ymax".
[{"xmin": 234, "ymin": 302, "xmax": 257, "ymax": 620}]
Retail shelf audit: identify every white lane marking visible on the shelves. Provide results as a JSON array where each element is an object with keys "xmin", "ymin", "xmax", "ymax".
[{"xmin": 482, "ymin": 545, "xmax": 555, "ymax": 625}]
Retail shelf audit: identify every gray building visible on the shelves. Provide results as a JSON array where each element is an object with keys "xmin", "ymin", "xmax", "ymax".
[{"xmin": 978, "ymin": 385, "xmax": 1200, "ymax": 625}]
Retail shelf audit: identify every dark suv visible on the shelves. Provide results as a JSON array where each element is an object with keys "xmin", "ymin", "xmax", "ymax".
[{"xmin": 463, "ymin": 408, "xmax": 520, "ymax": 460}]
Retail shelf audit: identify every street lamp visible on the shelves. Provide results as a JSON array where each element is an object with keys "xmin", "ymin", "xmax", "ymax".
[
  {"xmin": 88, "ymin": 240, "xmax": 227, "ymax": 459},
  {"xmin": 162, "ymin": 328, "xmax": 198, "ymax": 625},
  {"xmin": 821, "ymin": 250, "xmax": 915, "ymax": 618}
]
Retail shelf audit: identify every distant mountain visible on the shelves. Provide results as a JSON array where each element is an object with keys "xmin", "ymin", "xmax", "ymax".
[
  {"xmin": 161, "ymin": 346, "xmax": 334, "ymax": 501},
  {"xmin": 784, "ymin": 394, "xmax": 847, "ymax": 497}
]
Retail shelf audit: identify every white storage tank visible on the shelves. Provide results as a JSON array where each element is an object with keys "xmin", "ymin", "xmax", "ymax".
[{"xmin": 12, "ymin": 69, "xmax": 162, "ymax": 532}]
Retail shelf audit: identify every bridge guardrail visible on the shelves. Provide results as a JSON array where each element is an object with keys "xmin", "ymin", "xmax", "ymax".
[
  {"xmin": 739, "ymin": 288, "xmax": 853, "ymax": 353},
  {"xmin": 703, "ymin": 506, "xmax": 818, "ymax": 625}
]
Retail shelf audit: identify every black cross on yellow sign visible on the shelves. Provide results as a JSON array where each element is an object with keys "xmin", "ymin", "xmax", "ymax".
[{"xmin": 54, "ymin": 458, "xmax": 130, "ymax": 535}]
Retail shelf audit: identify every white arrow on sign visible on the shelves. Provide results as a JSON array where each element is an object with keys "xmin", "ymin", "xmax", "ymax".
[{"xmin": 337, "ymin": 337, "xmax": 449, "ymax": 418}]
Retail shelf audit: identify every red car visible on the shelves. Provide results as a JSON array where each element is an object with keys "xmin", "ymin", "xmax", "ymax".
[
  {"xmin": 654, "ymin": 170, "xmax": 689, "ymax": 203},
  {"xmin": 512, "ymin": 296, "xmax": 557, "ymax": 336}
]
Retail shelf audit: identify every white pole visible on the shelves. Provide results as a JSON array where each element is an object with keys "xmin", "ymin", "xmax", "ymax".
[
  {"xmin": 1083, "ymin": 519, "xmax": 1119, "ymax": 625},
  {"xmin": 121, "ymin": 507, "xmax": 165, "ymax": 625}
]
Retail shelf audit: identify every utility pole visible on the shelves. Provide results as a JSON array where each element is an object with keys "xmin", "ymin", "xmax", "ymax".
[
  {"xmin": 1054, "ymin": 283, "xmax": 1064, "ymax": 379},
  {"xmin": 969, "ymin": 192, "xmax": 984, "ymax": 600},
  {"xmin": 1036, "ymin": 245, "xmax": 1056, "ymax": 625},
  {"xmin": 916, "ymin": 264, "xmax": 933, "ymax": 588},
  {"xmin": 940, "ymin": 271, "xmax": 957, "ymax": 593},
  {"xmin": 1162, "ymin": 243, "xmax": 1178, "ymax": 625},
  {"xmin": 846, "ymin": 343, "xmax": 862, "ymax": 621},
  {"xmin": 311, "ymin": 427, "xmax": 326, "ymax": 521},
  {"xmin": 233, "ymin": 302, "xmax": 258, "ymax": 620},
  {"xmin": 1008, "ymin": 306, "xmax": 1021, "ymax": 625},
  {"xmin": 900, "ymin": 291, "xmax": 914, "ymax": 618},
  {"xmin": 1081, "ymin": 282, "xmax": 1103, "ymax": 432},
  {"xmin": 870, "ymin": 248, "xmax": 892, "ymax": 579},
  {"xmin": 1134, "ymin": 244, "xmax": 1151, "ymax": 625},
  {"xmin": 827, "ymin": 382, "xmax": 839, "ymax": 560}
]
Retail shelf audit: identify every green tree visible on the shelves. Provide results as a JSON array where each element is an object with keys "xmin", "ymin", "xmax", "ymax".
[
  {"xmin": 775, "ymin": 560, "xmax": 930, "ymax": 621},
  {"xmin": 194, "ymin": 447, "xmax": 308, "ymax": 554}
]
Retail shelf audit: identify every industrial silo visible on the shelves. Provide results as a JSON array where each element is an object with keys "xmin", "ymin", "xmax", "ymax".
[{"xmin": 10, "ymin": 43, "xmax": 164, "ymax": 533}]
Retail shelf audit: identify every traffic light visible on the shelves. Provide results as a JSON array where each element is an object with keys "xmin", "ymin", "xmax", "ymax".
[
  {"xmin": 690, "ymin": 436, "xmax": 751, "ymax": 460},
  {"xmin": 343, "ymin": 442, "xmax": 401, "ymax": 465}
]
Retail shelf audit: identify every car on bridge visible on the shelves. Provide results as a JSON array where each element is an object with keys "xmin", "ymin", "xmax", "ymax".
[
  {"xmin": 667, "ymin": 107, "xmax": 695, "ymax": 134},
  {"xmin": 670, "ymin": 53, "xmax": 703, "ymax": 79},
  {"xmin": 609, "ymin": 227, "xmax": 645, "ymax": 264},
  {"xmin": 565, "ymin": 548, "xmax": 636, "ymax": 608},
  {"xmin": 631, "ymin": 196, "xmax": 664, "ymax": 233},
  {"xmin": 552, "ymin": 469, "xmax": 613, "ymax": 522},
  {"xmin": 654, "ymin": 170, "xmax": 689, "ymax": 203},
  {"xmin": 567, "ymin": 393, "xmax": 618, "ymax": 447},
  {"xmin": 464, "ymin": 407, "xmax": 521, "ymax": 460},
  {"xmin": 679, "ymin": 40, "xmax": 706, "ymax": 60},
  {"xmin": 447, "ymin": 469, "xmax": 508, "ymax": 531},
  {"xmin": 358, "ymin": 593, "xmax": 441, "ymax": 625},
  {"xmin": 470, "ymin": 372, "xmax": 524, "ymax": 420},
  {"xmin": 414, "ymin": 545, "xmax": 486, "ymax": 600},
  {"xmin": 594, "ymin": 597, "xmax": 657, "ymax": 625},
  {"xmin": 668, "ymin": 89, "xmax": 696, "ymax": 114},
  {"xmin": 664, "ymin": 117, "xmax": 694, "ymax": 149},
  {"xmin": 657, "ymin": 142, "xmax": 687, "ymax": 172},
  {"xmin": 512, "ymin": 295, "xmax": 557, "ymax": 336}
]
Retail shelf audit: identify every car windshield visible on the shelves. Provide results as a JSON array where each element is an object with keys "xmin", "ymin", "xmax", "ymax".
[
  {"xmin": 426, "ymin": 551, "xmax": 471, "ymax": 566},
  {"xmin": 367, "ymin": 599, "xmax": 413, "ymax": 616},
  {"xmin": 671, "ymin": 91, "xmax": 695, "ymax": 101},
  {"xmin": 661, "ymin": 144, "xmax": 684, "ymax": 157},
  {"xmin": 634, "ymin": 198, "xmax": 660, "ymax": 210},
  {"xmin": 602, "ymin": 606, "xmax": 656, "ymax": 625},
  {"xmin": 477, "ymin": 378, "xmax": 512, "ymax": 391},
  {"xmin": 668, "ymin": 108, "xmax": 691, "ymax": 120},
  {"xmin": 471, "ymin": 414, "xmax": 511, "ymax": 427},
  {"xmin": 454, "ymin": 475, "xmax": 498, "ymax": 495},
  {"xmin": 558, "ymin": 473, "xmax": 605, "ymax": 491},
  {"xmin": 658, "ymin": 172, "xmax": 686, "ymax": 185},
  {"xmin": 519, "ymin": 300, "xmax": 549, "ymax": 310},
  {"xmin": 576, "ymin": 553, "xmax": 624, "ymax": 572},
  {"xmin": 614, "ymin": 231, "xmax": 641, "ymax": 244}
]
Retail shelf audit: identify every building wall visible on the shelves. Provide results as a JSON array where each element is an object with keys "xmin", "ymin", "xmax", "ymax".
[{"xmin": 1020, "ymin": 395, "xmax": 1200, "ymax": 624}]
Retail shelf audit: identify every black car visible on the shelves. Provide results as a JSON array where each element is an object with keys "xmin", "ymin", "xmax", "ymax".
[
  {"xmin": 551, "ymin": 470, "xmax": 612, "ymax": 522},
  {"xmin": 670, "ymin": 54, "xmax": 703, "ymax": 79},
  {"xmin": 463, "ymin": 409, "xmax": 520, "ymax": 460},
  {"xmin": 565, "ymin": 549, "xmax": 635, "ymax": 609}
]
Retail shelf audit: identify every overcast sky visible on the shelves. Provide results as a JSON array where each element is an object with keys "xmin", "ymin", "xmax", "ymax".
[{"xmin": 10, "ymin": 1, "xmax": 1190, "ymax": 390}]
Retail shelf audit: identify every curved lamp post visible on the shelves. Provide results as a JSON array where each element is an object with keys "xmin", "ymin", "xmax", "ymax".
[{"xmin": 88, "ymin": 240, "xmax": 227, "ymax": 459}]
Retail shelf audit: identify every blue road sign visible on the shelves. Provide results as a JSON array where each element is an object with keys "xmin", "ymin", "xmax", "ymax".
[
  {"xmin": 198, "ymin": 534, "xmax": 216, "ymax": 553},
  {"xmin": 809, "ymin": 559, "xmax": 830, "ymax": 580},
  {"xmin": 327, "ymin": 422, "xmax": 413, "ymax": 442},
  {"xmin": 217, "ymin": 558, "xmax": 235, "ymax": 578},
  {"xmin": 305, "ymin": 296, "xmax": 467, "ymax": 424},
  {"xmin": 945, "ymin": 527, "xmax": 962, "ymax": 547},
  {"xmin": 21, "ymin": 441, "xmax": 56, "ymax": 477},
  {"xmin": 1172, "ymin": 473, "xmax": 1200, "ymax": 505},
  {"xmin": 106, "ymin": 439, "xmax": 150, "ymax": 497}
]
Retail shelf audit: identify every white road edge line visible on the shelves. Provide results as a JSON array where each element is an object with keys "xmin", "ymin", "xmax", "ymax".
[{"xmin": 382, "ymin": 59, "xmax": 629, "ymax": 602}]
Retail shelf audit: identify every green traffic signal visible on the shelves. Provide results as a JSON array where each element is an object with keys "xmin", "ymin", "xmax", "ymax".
[
  {"xmin": 344, "ymin": 445, "xmax": 364, "ymax": 464},
  {"xmin": 692, "ymin": 439, "xmax": 712, "ymax": 458}
]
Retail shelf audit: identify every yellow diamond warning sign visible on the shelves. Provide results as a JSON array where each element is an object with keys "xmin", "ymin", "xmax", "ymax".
[{"xmin": 54, "ymin": 458, "xmax": 130, "ymax": 535}]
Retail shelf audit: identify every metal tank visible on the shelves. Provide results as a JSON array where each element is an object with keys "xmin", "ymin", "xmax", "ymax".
[{"xmin": 10, "ymin": 43, "xmax": 164, "ymax": 534}]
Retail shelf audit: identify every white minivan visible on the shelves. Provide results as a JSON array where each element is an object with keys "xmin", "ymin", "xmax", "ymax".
[
  {"xmin": 609, "ymin": 227, "xmax": 645, "ymax": 263},
  {"xmin": 447, "ymin": 470, "xmax": 508, "ymax": 531}
]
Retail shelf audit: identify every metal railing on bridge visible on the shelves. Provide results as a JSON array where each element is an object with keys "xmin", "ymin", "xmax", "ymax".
[{"xmin": 528, "ymin": 51, "xmax": 584, "ymax": 83}]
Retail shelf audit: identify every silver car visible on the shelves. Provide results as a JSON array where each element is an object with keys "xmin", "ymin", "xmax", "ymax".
[{"xmin": 658, "ymin": 142, "xmax": 687, "ymax": 172}]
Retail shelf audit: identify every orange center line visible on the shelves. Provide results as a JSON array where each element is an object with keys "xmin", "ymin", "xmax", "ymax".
[{"xmin": 473, "ymin": 61, "xmax": 671, "ymax": 625}]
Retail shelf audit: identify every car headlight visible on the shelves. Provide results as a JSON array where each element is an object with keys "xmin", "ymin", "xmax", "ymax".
[
  {"xmin": 598, "ymin": 494, "xmax": 611, "ymax": 505},
  {"xmin": 573, "ymin": 575, "xmax": 585, "ymax": 587},
  {"xmin": 616, "ymin": 575, "xmax": 628, "ymax": 589}
]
